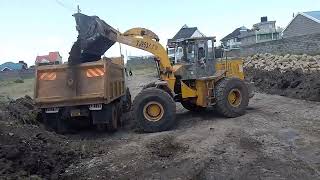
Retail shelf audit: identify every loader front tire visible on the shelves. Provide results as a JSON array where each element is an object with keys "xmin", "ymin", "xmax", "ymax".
[
  {"xmin": 133, "ymin": 87, "xmax": 176, "ymax": 132},
  {"xmin": 214, "ymin": 78, "xmax": 249, "ymax": 118}
]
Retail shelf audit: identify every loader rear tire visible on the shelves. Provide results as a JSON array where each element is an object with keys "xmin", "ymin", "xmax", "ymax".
[
  {"xmin": 181, "ymin": 101, "xmax": 206, "ymax": 112},
  {"xmin": 214, "ymin": 78, "xmax": 249, "ymax": 118},
  {"xmin": 133, "ymin": 87, "xmax": 176, "ymax": 132}
]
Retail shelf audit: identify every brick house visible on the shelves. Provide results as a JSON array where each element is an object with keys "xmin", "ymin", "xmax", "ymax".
[
  {"xmin": 282, "ymin": 11, "xmax": 320, "ymax": 38},
  {"xmin": 35, "ymin": 52, "xmax": 62, "ymax": 65},
  {"xmin": 239, "ymin": 16, "xmax": 281, "ymax": 46},
  {"xmin": 221, "ymin": 26, "xmax": 248, "ymax": 50}
]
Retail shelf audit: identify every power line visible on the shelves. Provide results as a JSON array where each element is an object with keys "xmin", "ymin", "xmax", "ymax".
[{"xmin": 54, "ymin": 0, "xmax": 75, "ymax": 12}]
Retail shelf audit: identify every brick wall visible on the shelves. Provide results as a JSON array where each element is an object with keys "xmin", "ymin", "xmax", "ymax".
[{"xmin": 240, "ymin": 33, "xmax": 320, "ymax": 57}]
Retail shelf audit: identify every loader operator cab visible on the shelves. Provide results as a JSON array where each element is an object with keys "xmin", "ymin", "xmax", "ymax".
[{"xmin": 171, "ymin": 37, "xmax": 217, "ymax": 79}]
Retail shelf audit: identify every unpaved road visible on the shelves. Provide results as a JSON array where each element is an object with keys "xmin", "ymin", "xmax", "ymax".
[{"xmin": 61, "ymin": 73, "xmax": 320, "ymax": 180}]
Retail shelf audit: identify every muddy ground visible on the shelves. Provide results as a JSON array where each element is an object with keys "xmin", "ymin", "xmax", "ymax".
[{"xmin": 0, "ymin": 73, "xmax": 320, "ymax": 179}]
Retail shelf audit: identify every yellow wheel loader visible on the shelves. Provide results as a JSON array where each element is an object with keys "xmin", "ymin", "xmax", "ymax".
[{"xmin": 67, "ymin": 13, "xmax": 254, "ymax": 132}]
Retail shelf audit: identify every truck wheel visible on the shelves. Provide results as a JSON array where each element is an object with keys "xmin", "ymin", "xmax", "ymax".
[
  {"xmin": 42, "ymin": 111, "xmax": 58, "ymax": 131},
  {"xmin": 107, "ymin": 103, "xmax": 118, "ymax": 132},
  {"xmin": 42, "ymin": 112, "xmax": 70, "ymax": 134},
  {"xmin": 181, "ymin": 101, "xmax": 206, "ymax": 112},
  {"xmin": 133, "ymin": 87, "xmax": 176, "ymax": 132},
  {"xmin": 214, "ymin": 78, "xmax": 249, "ymax": 117}
]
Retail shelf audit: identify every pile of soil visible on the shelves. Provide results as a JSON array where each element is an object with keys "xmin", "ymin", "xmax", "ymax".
[
  {"xmin": 0, "ymin": 96, "xmax": 84, "ymax": 179},
  {"xmin": 245, "ymin": 67, "xmax": 320, "ymax": 101},
  {"xmin": 4, "ymin": 96, "xmax": 40, "ymax": 124}
]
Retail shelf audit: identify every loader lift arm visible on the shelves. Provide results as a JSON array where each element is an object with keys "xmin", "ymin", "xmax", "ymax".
[
  {"xmin": 72, "ymin": 13, "xmax": 175, "ymax": 90},
  {"xmin": 118, "ymin": 28, "xmax": 172, "ymax": 72}
]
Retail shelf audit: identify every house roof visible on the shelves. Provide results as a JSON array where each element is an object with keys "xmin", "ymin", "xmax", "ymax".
[
  {"xmin": 221, "ymin": 28, "xmax": 241, "ymax": 42},
  {"xmin": 282, "ymin": 11, "xmax": 320, "ymax": 34},
  {"xmin": 172, "ymin": 26, "xmax": 198, "ymax": 40},
  {"xmin": 303, "ymin": 11, "xmax": 320, "ymax": 22},
  {"xmin": 36, "ymin": 52, "xmax": 61, "ymax": 64},
  {"xmin": 221, "ymin": 26, "xmax": 249, "ymax": 41},
  {"xmin": 0, "ymin": 62, "xmax": 25, "ymax": 71}
]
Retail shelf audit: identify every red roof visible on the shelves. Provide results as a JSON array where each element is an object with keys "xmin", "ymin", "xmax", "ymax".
[{"xmin": 35, "ymin": 52, "xmax": 61, "ymax": 63}]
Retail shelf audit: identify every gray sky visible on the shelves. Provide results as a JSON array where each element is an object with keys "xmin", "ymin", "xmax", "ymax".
[{"xmin": 1, "ymin": 0, "xmax": 319, "ymax": 65}]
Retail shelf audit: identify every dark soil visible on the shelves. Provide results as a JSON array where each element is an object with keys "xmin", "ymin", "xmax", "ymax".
[
  {"xmin": 245, "ymin": 67, "xmax": 320, "ymax": 101},
  {"xmin": 0, "ymin": 96, "xmax": 84, "ymax": 179},
  {"xmin": 146, "ymin": 135, "xmax": 189, "ymax": 158}
]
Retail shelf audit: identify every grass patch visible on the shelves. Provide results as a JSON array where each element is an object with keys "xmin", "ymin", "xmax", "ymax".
[
  {"xmin": 128, "ymin": 64, "xmax": 158, "ymax": 76},
  {"xmin": 0, "ymin": 78, "xmax": 34, "ymax": 99}
]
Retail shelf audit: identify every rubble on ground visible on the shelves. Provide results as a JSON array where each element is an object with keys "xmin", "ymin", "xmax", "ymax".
[
  {"xmin": 244, "ymin": 53, "xmax": 320, "ymax": 73},
  {"xmin": 244, "ymin": 53, "xmax": 320, "ymax": 102}
]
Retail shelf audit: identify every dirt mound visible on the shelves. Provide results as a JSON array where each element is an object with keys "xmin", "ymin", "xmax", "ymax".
[
  {"xmin": 0, "ymin": 129, "xmax": 83, "ymax": 179},
  {"xmin": 245, "ymin": 67, "xmax": 320, "ymax": 101},
  {"xmin": 0, "ymin": 95, "xmax": 40, "ymax": 124},
  {"xmin": 0, "ymin": 96, "xmax": 84, "ymax": 179}
]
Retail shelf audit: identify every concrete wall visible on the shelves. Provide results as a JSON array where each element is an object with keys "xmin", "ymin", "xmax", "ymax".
[
  {"xmin": 240, "ymin": 33, "xmax": 320, "ymax": 56},
  {"xmin": 224, "ymin": 49, "xmax": 240, "ymax": 58}
]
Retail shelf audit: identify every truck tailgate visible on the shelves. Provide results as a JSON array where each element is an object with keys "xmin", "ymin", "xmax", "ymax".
[{"xmin": 35, "ymin": 60, "xmax": 125, "ymax": 108}]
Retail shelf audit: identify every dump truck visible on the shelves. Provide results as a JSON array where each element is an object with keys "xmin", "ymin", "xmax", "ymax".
[
  {"xmin": 34, "ymin": 13, "xmax": 132, "ymax": 133},
  {"xmin": 35, "ymin": 57, "xmax": 131, "ymax": 133}
]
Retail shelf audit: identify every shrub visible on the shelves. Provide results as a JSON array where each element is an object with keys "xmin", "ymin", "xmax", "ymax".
[{"xmin": 14, "ymin": 78, "xmax": 24, "ymax": 83}]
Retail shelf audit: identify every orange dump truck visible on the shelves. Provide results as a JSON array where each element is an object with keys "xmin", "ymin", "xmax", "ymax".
[{"xmin": 34, "ymin": 57, "xmax": 131, "ymax": 133}]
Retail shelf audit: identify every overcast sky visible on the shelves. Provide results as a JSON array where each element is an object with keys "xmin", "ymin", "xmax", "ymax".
[{"xmin": 1, "ymin": 0, "xmax": 319, "ymax": 65}]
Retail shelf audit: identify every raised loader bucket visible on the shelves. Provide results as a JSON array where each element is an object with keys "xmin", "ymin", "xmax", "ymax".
[{"xmin": 69, "ymin": 13, "xmax": 117, "ymax": 64}]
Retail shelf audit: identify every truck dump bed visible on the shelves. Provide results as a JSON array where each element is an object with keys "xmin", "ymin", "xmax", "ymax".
[{"xmin": 35, "ymin": 59, "xmax": 125, "ymax": 108}]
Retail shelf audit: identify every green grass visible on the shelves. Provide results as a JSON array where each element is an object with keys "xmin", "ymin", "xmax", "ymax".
[
  {"xmin": 128, "ymin": 64, "xmax": 158, "ymax": 76},
  {"xmin": 0, "ymin": 78, "xmax": 34, "ymax": 100}
]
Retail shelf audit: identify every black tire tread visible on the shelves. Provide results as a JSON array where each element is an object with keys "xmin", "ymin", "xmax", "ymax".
[
  {"xmin": 133, "ymin": 87, "xmax": 176, "ymax": 132},
  {"xmin": 215, "ymin": 78, "xmax": 249, "ymax": 118}
]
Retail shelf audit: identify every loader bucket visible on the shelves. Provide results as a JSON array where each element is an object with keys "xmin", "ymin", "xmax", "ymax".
[{"xmin": 69, "ymin": 13, "xmax": 117, "ymax": 64}]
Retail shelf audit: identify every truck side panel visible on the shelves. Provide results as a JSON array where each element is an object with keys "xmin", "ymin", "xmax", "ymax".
[{"xmin": 107, "ymin": 61, "xmax": 125, "ymax": 102}]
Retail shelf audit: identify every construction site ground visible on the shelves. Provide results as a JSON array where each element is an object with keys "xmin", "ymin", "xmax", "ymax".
[{"xmin": 0, "ymin": 70, "xmax": 320, "ymax": 180}]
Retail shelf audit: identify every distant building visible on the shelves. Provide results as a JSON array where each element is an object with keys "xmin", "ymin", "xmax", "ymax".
[
  {"xmin": 239, "ymin": 16, "xmax": 281, "ymax": 46},
  {"xmin": 282, "ymin": 11, "xmax": 320, "ymax": 38},
  {"xmin": 0, "ymin": 62, "xmax": 27, "ymax": 72},
  {"xmin": 221, "ymin": 26, "xmax": 248, "ymax": 50},
  {"xmin": 167, "ymin": 25, "xmax": 205, "ymax": 46},
  {"xmin": 35, "ymin": 52, "xmax": 62, "ymax": 65}
]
